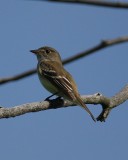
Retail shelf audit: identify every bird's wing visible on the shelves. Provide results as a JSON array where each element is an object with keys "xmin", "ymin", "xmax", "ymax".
[{"xmin": 39, "ymin": 60, "xmax": 76, "ymax": 100}]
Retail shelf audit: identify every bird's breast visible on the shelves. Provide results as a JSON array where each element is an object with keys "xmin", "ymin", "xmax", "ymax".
[{"xmin": 37, "ymin": 66, "xmax": 58, "ymax": 94}]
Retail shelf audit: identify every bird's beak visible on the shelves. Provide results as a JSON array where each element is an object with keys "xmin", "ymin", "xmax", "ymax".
[{"xmin": 30, "ymin": 49, "xmax": 38, "ymax": 54}]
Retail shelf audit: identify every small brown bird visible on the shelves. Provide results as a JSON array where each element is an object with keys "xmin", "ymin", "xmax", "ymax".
[{"xmin": 31, "ymin": 46, "xmax": 96, "ymax": 122}]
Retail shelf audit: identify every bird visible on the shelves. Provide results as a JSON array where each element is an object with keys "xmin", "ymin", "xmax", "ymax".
[{"xmin": 30, "ymin": 46, "xmax": 96, "ymax": 122}]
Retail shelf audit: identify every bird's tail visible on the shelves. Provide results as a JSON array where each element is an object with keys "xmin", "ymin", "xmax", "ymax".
[{"xmin": 75, "ymin": 95, "xmax": 96, "ymax": 122}]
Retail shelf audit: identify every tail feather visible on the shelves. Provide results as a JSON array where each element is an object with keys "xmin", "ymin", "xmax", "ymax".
[{"xmin": 76, "ymin": 96, "xmax": 96, "ymax": 122}]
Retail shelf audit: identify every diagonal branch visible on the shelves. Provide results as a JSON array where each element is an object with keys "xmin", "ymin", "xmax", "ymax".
[
  {"xmin": 0, "ymin": 69, "xmax": 36, "ymax": 84},
  {"xmin": 48, "ymin": 0, "xmax": 128, "ymax": 9},
  {"xmin": 0, "ymin": 36, "xmax": 128, "ymax": 85},
  {"xmin": 0, "ymin": 84, "xmax": 127, "ymax": 121}
]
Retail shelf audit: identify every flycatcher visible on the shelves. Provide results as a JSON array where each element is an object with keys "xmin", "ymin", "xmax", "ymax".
[{"xmin": 30, "ymin": 46, "xmax": 96, "ymax": 122}]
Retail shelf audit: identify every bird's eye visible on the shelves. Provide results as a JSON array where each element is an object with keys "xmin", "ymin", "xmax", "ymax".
[{"xmin": 45, "ymin": 49, "xmax": 51, "ymax": 54}]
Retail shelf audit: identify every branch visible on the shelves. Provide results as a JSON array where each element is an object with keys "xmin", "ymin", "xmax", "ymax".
[
  {"xmin": 0, "ymin": 69, "xmax": 37, "ymax": 84},
  {"xmin": 0, "ymin": 84, "xmax": 127, "ymax": 121},
  {"xmin": 97, "ymin": 84, "xmax": 128, "ymax": 121},
  {"xmin": 48, "ymin": 0, "xmax": 128, "ymax": 9},
  {"xmin": 0, "ymin": 36, "xmax": 128, "ymax": 85}
]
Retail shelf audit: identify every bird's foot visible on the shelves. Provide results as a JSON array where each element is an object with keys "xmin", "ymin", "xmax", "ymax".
[{"xmin": 44, "ymin": 92, "xmax": 58, "ymax": 101}]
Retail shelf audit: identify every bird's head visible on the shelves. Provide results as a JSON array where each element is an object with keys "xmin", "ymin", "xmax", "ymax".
[{"xmin": 30, "ymin": 46, "xmax": 62, "ymax": 63}]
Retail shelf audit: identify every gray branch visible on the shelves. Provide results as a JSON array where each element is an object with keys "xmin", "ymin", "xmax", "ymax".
[{"xmin": 0, "ymin": 84, "xmax": 127, "ymax": 122}]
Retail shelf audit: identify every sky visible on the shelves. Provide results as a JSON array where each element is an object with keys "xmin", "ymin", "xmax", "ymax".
[{"xmin": 0, "ymin": 0, "xmax": 128, "ymax": 160}]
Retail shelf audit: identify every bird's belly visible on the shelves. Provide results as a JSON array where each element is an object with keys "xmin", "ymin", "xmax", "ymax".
[{"xmin": 38, "ymin": 74, "xmax": 58, "ymax": 94}]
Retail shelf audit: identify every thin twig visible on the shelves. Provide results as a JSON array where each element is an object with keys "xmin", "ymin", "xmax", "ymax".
[
  {"xmin": 0, "ymin": 69, "xmax": 37, "ymax": 84},
  {"xmin": 63, "ymin": 36, "xmax": 128, "ymax": 64},
  {"xmin": 0, "ymin": 84, "xmax": 127, "ymax": 121},
  {"xmin": 0, "ymin": 36, "xmax": 128, "ymax": 85},
  {"xmin": 49, "ymin": 0, "xmax": 128, "ymax": 9}
]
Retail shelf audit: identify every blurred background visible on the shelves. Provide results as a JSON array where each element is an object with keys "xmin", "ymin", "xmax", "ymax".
[{"xmin": 0, "ymin": 0, "xmax": 128, "ymax": 159}]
